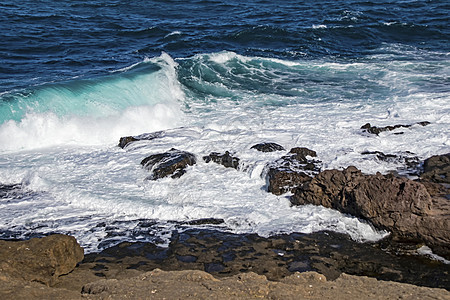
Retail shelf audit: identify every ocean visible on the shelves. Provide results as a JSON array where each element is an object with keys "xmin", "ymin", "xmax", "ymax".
[{"xmin": 0, "ymin": 0, "xmax": 449, "ymax": 253}]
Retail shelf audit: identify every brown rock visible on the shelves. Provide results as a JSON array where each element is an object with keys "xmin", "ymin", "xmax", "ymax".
[
  {"xmin": 79, "ymin": 269, "xmax": 449, "ymax": 300},
  {"xmin": 0, "ymin": 234, "xmax": 84, "ymax": 286},
  {"xmin": 421, "ymin": 153, "xmax": 450, "ymax": 184},
  {"xmin": 265, "ymin": 147, "xmax": 320, "ymax": 195},
  {"xmin": 291, "ymin": 167, "xmax": 450, "ymax": 258}
]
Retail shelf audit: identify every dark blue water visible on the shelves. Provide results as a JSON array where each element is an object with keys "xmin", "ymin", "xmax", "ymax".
[
  {"xmin": 1, "ymin": 0, "xmax": 448, "ymax": 93},
  {"xmin": 0, "ymin": 0, "xmax": 449, "ymax": 255}
]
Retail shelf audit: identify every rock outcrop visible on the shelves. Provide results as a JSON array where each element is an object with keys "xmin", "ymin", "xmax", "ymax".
[
  {"xmin": 0, "ymin": 234, "xmax": 84, "ymax": 286},
  {"xmin": 119, "ymin": 131, "xmax": 165, "ymax": 149},
  {"xmin": 361, "ymin": 121, "xmax": 430, "ymax": 135},
  {"xmin": 291, "ymin": 166, "xmax": 450, "ymax": 258},
  {"xmin": 265, "ymin": 147, "xmax": 320, "ymax": 195},
  {"xmin": 420, "ymin": 153, "xmax": 450, "ymax": 184},
  {"xmin": 203, "ymin": 151, "xmax": 240, "ymax": 169},
  {"xmin": 251, "ymin": 142, "xmax": 285, "ymax": 152},
  {"xmin": 141, "ymin": 148, "xmax": 196, "ymax": 180}
]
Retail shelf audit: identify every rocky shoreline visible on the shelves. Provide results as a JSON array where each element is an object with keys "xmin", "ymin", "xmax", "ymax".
[
  {"xmin": 1, "ymin": 123, "xmax": 449, "ymax": 298},
  {"xmin": 1, "ymin": 232, "xmax": 449, "ymax": 299}
]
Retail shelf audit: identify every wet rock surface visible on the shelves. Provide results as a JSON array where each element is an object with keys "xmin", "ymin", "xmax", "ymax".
[
  {"xmin": 203, "ymin": 151, "xmax": 240, "ymax": 169},
  {"xmin": 361, "ymin": 121, "xmax": 430, "ymax": 135},
  {"xmin": 420, "ymin": 153, "xmax": 450, "ymax": 184},
  {"xmin": 291, "ymin": 166, "xmax": 450, "ymax": 259},
  {"xmin": 265, "ymin": 147, "xmax": 320, "ymax": 195},
  {"xmin": 0, "ymin": 234, "xmax": 84, "ymax": 286},
  {"xmin": 251, "ymin": 142, "xmax": 285, "ymax": 152},
  {"xmin": 118, "ymin": 131, "xmax": 165, "ymax": 149},
  {"xmin": 62, "ymin": 229, "xmax": 450, "ymax": 290},
  {"xmin": 141, "ymin": 148, "xmax": 196, "ymax": 180}
]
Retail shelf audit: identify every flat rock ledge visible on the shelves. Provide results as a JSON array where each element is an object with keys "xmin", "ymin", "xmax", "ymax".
[
  {"xmin": 1, "ymin": 234, "xmax": 449, "ymax": 299},
  {"xmin": 79, "ymin": 268, "xmax": 449, "ymax": 300}
]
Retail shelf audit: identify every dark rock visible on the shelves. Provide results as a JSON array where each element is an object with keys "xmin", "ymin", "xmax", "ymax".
[
  {"xmin": 420, "ymin": 153, "xmax": 450, "ymax": 184},
  {"xmin": 81, "ymin": 229, "xmax": 450, "ymax": 290},
  {"xmin": 203, "ymin": 151, "xmax": 240, "ymax": 169},
  {"xmin": 0, "ymin": 234, "xmax": 84, "ymax": 286},
  {"xmin": 361, "ymin": 151, "xmax": 420, "ymax": 176},
  {"xmin": 265, "ymin": 147, "xmax": 320, "ymax": 195},
  {"xmin": 119, "ymin": 131, "xmax": 165, "ymax": 149},
  {"xmin": 291, "ymin": 167, "xmax": 449, "ymax": 259},
  {"xmin": 141, "ymin": 148, "xmax": 196, "ymax": 180},
  {"xmin": 288, "ymin": 147, "xmax": 317, "ymax": 162},
  {"xmin": 266, "ymin": 168, "xmax": 312, "ymax": 195},
  {"xmin": 250, "ymin": 142, "xmax": 285, "ymax": 152},
  {"xmin": 361, "ymin": 122, "xmax": 430, "ymax": 135}
]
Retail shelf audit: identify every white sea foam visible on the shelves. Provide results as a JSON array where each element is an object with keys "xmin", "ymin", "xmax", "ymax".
[{"xmin": 0, "ymin": 52, "xmax": 448, "ymax": 252}]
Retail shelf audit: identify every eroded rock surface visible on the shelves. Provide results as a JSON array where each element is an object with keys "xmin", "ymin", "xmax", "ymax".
[
  {"xmin": 291, "ymin": 166, "xmax": 450, "ymax": 258},
  {"xmin": 118, "ymin": 131, "xmax": 165, "ymax": 149},
  {"xmin": 360, "ymin": 121, "xmax": 430, "ymax": 135},
  {"xmin": 251, "ymin": 142, "xmax": 285, "ymax": 152},
  {"xmin": 141, "ymin": 148, "xmax": 196, "ymax": 180},
  {"xmin": 0, "ymin": 234, "xmax": 84, "ymax": 286},
  {"xmin": 203, "ymin": 151, "xmax": 240, "ymax": 169},
  {"xmin": 80, "ymin": 269, "xmax": 449, "ymax": 300},
  {"xmin": 265, "ymin": 147, "xmax": 320, "ymax": 195},
  {"xmin": 421, "ymin": 153, "xmax": 450, "ymax": 184}
]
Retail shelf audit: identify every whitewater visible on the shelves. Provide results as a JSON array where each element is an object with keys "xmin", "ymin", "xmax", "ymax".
[{"xmin": 1, "ymin": 49, "xmax": 449, "ymax": 252}]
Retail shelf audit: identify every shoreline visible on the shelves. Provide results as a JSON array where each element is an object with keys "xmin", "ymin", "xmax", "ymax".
[{"xmin": 1, "ymin": 233, "xmax": 449, "ymax": 299}]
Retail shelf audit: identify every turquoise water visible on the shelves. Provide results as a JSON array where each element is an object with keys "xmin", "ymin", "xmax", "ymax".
[{"xmin": 0, "ymin": 0, "xmax": 448, "ymax": 252}]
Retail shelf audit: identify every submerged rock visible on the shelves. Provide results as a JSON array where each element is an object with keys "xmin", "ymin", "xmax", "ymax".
[
  {"xmin": 361, "ymin": 151, "xmax": 420, "ymax": 176},
  {"xmin": 119, "ymin": 131, "xmax": 165, "ymax": 149},
  {"xmin": 291, "ymin": 166, "xmax": 449, "ymax": 259},
  {"xmin": 141, "ymin": 148, "xmax": 196, "ymax": 180},
  {"xmin": 203, "ymin": 151, "xmax": 240, "ymax": 169},
  {"xmin": 0, "ymin": 234, "xmax": 84, "ymax": 286},
  {"xmin": 265, "ymin": 147, "xmax": 320, "ymax": 195},
  {"xmin": 251, "ymin": 142, "xmax": 285, "ymax": 152},
  {"xmin": 361, "ymin": 121, "xmax": 430, "ymax": 135}
]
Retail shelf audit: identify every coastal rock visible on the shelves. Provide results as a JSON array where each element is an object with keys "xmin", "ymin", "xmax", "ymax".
[
  {"xmin": 265, "ymin": 147, "xmax": 320, "ymax": 195},
  {"xmin": 79, "ymin": 268, "xmax": 449, "ymax": 300},
  {"xmin": 0, "ymin": 234, "xmax": 84, "ymax": 286},
  {"xmin": 251, "ymin": 142, "xmax": 285, "ymax": 152},
  {"xmin": 361, "ymin": 121, "xmax": 430, "ymax": 135},
  {"xmin": 141, "ymin": 148, "xmax": 196, "ymax": 180},
  {"xmin": 118, "ymin": 131, "xmax": 165, "ymax": 149},
  {"xmin": 291, "ymin": 167, "xmax": 449, "ymax": 258},
  {"xmin": 203, "ymin": 151, "xmax": 240, "ymax": 169},
  {"xmin": 420, "ymin": 153, "xmax": 450, "ymax": 184},
  {"xmin": 361, "ymin": 151, "xmax": 421, "ymax": 177}
]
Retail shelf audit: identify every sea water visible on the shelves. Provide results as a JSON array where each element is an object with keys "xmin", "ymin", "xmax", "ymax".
[{"xmin": 0, "ymin": 0, "xmax": 448, "ymax": 252}]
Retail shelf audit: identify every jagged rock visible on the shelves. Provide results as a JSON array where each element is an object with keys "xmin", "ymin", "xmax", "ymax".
[
  {"xmin": 265, "ymin": 147, "xmax": 320, "ymax": 195},
  {"xmin": 361, "ymin": 121, "xmax": 430, "ymax": 135},
  {"xmin": 251, "ymin": 142, "xmax": 285, "ymax": 152},
  {"xmin": 0, "ymin": 234, "xmax": 84, "ymax": 286},
  {"xmin": 361, "ymin": 151, "xmax": 420, "ymax": 176},
  {"xmin": 420, "ymin": 153, "xmax": 450, "ymax": 184},
  {"xmin": 291, "ymin": 166, "xmax": 449, "ymax": 259},
  {"xmin": 203, "ymin": 151, "xmax": 240, "ymax": 169},
  {"xmin": 288, "ymin": 147, "xmax": 317, "ymax": 162},
  {"xmin": 141, "ymin": 148, "xmax": 196, "ymax": 180},
  {"xmin": 119, "ymin": 131, "xmax": 165, "ymax": 149}
]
